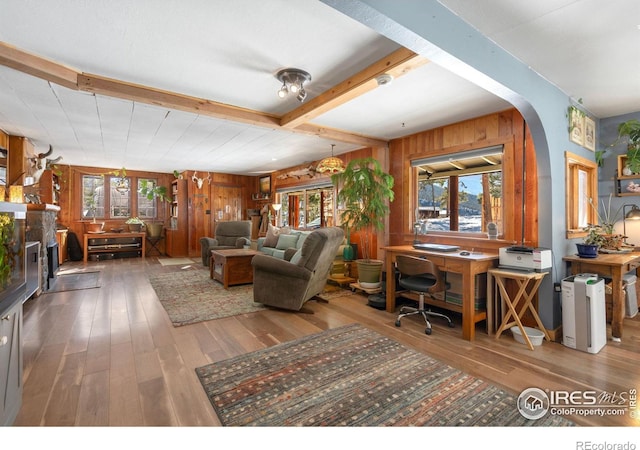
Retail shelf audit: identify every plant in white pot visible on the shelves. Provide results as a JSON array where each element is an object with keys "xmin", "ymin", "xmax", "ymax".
[{"xmin": 331, "ymin": 157, "xmax": 394, "ymax": 288}]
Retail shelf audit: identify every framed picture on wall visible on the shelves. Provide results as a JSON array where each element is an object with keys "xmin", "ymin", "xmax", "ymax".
[
  {"xmin": 259, "ymin": 175, "xmax": 271, "ymax": 195},
  {"xmin": 569, "ymin": 106, "xmax": 584, "ymax": 146},
  {"xmin": 584, "ymin": 116, "xmax": 596, "ymax": 151}
]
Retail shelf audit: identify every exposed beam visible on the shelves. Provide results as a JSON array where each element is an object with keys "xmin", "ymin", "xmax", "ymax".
[
  {"xmin": 77, "ymin": 73, "xmax": 281, "ymax": 128},
  {"xmin": 295, "ymin": 123, "xmax": 387, "ymax": 148},
  {"xmin": 0, "ymin": 41, "xmax": 78, "ymax": 90},
  {"xmin": 280, "ymin": 48, "xmax": 429, "ymax": 129},
  {"xmin": 0, "ymin": 41, "xmax": 388, "ymax": 149}
]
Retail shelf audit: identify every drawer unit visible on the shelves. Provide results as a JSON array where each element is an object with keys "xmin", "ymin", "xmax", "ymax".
[{"xmin": 83, "ymin": 232, "xmax": 145, "ymax": 262}]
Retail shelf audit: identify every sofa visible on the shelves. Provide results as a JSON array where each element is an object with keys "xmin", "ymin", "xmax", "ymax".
[
  {"xmin": 199, "ymin": 220, "xmax": 252, "ymax": 266},
  {"xmin": 257, "ymin": 228, "xmax": 311, "ymax": 260},
  {"xmin": 252, "ymin": 227, "xmax": 345, "ymax": 311},
  {"xmin": 257, "ymin": 225, "xmax": 347, "ymax": 262}
]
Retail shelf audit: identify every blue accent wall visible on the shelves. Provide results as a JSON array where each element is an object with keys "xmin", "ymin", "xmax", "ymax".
[{"xmin": 323, "ymin": 0, "xmax": 639, "ymax": 329}]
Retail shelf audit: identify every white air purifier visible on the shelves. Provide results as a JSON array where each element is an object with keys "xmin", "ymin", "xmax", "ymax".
[{"xmin": 561, "ymin": 274, "xmax": 606, "ymax": 354}]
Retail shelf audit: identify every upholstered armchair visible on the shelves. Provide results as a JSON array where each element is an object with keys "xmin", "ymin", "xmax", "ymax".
[
  {"xmin": 200, "ymin": 220, "xmax": 252, "ymax": 266},
  {"xmin": 251, "ymin": 227, "xmax": 345, "ymax": 311}
]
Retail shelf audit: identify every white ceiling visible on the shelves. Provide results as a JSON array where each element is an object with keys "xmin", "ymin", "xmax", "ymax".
[{"xmin": 0, "ymin": 0, "xmax": 637, "ymax": 175}]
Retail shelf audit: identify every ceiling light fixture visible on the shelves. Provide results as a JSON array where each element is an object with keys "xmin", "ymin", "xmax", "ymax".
[
  {"xmin": 276, "ymin": 68, "xmax": 311, "ymax": 102},
  {"xmin": 316, "ymin": 144, "xmax": 345, "ymax": 174},
  {"xmin": 375, "ymin": 73, "xmax": 393, "ymax": 86}
]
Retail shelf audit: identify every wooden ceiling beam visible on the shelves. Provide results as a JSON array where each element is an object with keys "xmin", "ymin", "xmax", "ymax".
[
  {"xmin": 0, "ymin": 41, "xmax": 78, "ymax": 90},
  {"xmin": 0, "ymin": 41, "xmax": 388, "ymax": 148},
  {"xmin": 280, "ymin": 47, "xmax": 429, "ymax": 129},
  {"xmin": 294, "ymin": 123, "xmax": 387, "ymax": 148},
  {"xmin": 77, "ymin": 73, "xmax": 281, "ymax": 128}
]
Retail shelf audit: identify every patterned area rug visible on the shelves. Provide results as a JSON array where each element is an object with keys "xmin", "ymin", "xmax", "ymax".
[
  {"xmin": 48, "ymin": 271, "xmax": 101, "ymax": 292},
  {"xmin": 157, "ymin": 257, "xmax": 196, "ymax": 266},
  {"xmin": 148, "ymin": 269, "xmax": 265, "ymax": 326},
  {"xmin": 196, "ymin": 324, "xmax": 574, "ymax": 426}
]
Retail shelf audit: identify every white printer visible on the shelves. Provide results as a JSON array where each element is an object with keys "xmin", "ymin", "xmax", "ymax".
[{"xmin": 499, "ymin": 246, "xmax": 552, "ymax": 272}]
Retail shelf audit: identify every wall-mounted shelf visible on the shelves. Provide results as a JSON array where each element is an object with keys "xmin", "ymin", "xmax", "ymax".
[
  {"xmin": 616, "ymin": 155, "xmax": 640, "ymax": 196},
  {"xmin": 251, "ymin": 193, "xmax": 270, "ymax": 201}
]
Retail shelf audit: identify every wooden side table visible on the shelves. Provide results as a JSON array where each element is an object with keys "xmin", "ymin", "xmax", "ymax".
[
  {"xmin": 210, "ymin": 248, "xmax": 260, "ymax": 289},
  {"xmin": 488, "ymin": 268, "xmax": 551, "ymax": 350}
]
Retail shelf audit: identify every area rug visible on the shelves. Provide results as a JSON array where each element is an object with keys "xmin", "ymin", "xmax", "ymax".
[
  {"xmin": 157, "ymin": 257, "xmax": 196, "ymax": 266},
  {"xmin": 48, "ymin": 271, "xmax": 101, "ymax": 293},
  {"xmin": 148, "ymin": 269, "xmax": 265, "ymax": 326},
  {"xmin": 196, "ymin": 324, "xmax": 573, "ymax": 426}
]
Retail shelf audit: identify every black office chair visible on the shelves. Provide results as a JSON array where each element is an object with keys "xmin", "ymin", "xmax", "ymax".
[{"xmin": 394, "ymin": 255, "xmax": 454, "ymax": 335}]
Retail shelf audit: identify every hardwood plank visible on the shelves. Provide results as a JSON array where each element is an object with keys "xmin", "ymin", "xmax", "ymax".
[
  {"xmin": 157, "ymin": 344, "xmax": 217, "ymax": 426},
  {"xmin": 42, "ymin": 352, "xmax": 84, "ymax": 426},
  {"xmin": 138, "ymin": 377, "xmax": 177, "ymax": 426},
  {"xmin": 13, "ymin": 343, "xmax": 66, "ymax": 426},
  {"xmin": 75, "ymin": 370, "xmax": 110, "ymax": 426},
  {"xmin": 109, "ymin": 342, "xmax": 143, "ymax": 426},
  {"xmin": 14, "ymin": 258, "xmax": 640, "ymax": 427}
]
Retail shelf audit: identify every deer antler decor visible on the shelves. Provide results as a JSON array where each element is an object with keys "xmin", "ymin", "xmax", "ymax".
[{"xmin": 192, "ymin": 171, "xmax": 204, "ymax": 189}]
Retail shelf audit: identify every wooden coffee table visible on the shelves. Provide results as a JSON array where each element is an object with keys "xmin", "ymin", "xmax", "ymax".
[{"xmin": 210, "ymin": 248, "xmax": 260, "ymax": 289}]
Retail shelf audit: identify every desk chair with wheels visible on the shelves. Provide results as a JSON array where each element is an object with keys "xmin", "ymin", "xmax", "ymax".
[{"xmin": 394, "ymin": 255, "xmax": 454, "ymax": 335}]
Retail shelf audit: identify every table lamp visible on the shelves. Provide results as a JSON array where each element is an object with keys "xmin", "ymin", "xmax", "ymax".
[
  {"xmin": 271, "ymin": 203, "xmax": 282, "ymax": 226},
  {"xmin": 623, "ymin": 204, "xmax": 640, "ymax": 243},
  {"xmin": 9, "ymin": 186, "xmax": 23, "ymax": 203}
]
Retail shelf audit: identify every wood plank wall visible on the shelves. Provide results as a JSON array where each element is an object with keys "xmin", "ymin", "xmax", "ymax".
[
  {"xmin": 25, "ymin": 108, "xmax": 536, "ymax": 260},
  {"xmin": 388, "ymin": 108, "xmax": 538, "ymax": 253}
]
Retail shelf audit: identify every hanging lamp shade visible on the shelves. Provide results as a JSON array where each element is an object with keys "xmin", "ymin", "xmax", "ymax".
[{"xmin": 316, "ymin": 144, "xmax": 345, "ymax": 174}]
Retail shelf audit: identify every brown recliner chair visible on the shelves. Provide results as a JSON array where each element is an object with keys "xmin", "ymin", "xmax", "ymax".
[
  {"xmin": 200, "ymin": 220, "xmax": 252, "ymax": 266},
  {"xmin": 251, "ymin": 227, "xmax": 345, "ymax": 311}
]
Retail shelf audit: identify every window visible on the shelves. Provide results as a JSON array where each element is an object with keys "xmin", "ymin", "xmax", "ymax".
[
  {"xmin": 277, "ymin": 185, "xmax": 335, "ymax": 229},
  {"xmin": 137, "ymin": 178, "xmax": 158, "ymax": 220},
  {"xmin": 413, "ymin": 146, "xmax": 503, "ymax": 235},
  {"xmin": 565, "ymin": 151, "xmax": 598, "ymax": 239},
  {"xmin": 81, "ymin": 174, "xmax": 132, "ymax": 220}
]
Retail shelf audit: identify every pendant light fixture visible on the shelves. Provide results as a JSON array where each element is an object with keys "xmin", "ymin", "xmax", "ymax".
[{"xmin": 316, "ymin": 144, "xmax": 345, "ymax": 174}]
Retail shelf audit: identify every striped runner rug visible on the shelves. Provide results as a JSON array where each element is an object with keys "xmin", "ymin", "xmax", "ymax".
[{"xmin": 195, "ymin": 323, "xmax": 573, "ymax": 426}]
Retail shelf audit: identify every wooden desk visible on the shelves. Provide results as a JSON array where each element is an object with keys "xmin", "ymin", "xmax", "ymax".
[
  {"xmin": 488, "ymin": 268, "xmax": 550, "ymax": 350},
  {"xmin": 382, "ymin": 246, "xmax": 499, "ymax": 341},
  {"xmin": 563, "ymin": 252, "xmax": 640, "ymax": 341},
  {"xmin": 83, "ymin": 232, "xmax": 146, "ymax": 262}
]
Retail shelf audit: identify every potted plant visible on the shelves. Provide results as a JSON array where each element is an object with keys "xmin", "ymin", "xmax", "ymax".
[
  {"xmin": 616, "ymin": 119, "xmax": 640, "ymax": 174},
  {"xmin": 125, "ymin": 217, "xmax": 144, "ymax": 232},
  {"xmin": 576, "ymin": 224, "xmax": 602, "ymax": 258},
  {"xmin": 84, "ymin": 196, "xmax": 104, "ymax": 233},
  {"xmin": 138, "ymin": 179, "xmax": 170, "ymax": 237},
  {"xmin": 138, "ymin": 179, "xmax": 171, "ymax": 203},
  {"xmin": 579, "ymin": 194, "xmax": 628, "ymax": 254},
  {"xmin": 331, "ymin": 157, "xmax": 394, "ymax": 288}
]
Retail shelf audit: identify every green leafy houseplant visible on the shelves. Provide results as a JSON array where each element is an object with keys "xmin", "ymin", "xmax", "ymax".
[
  {"xmin": 125, "ymin": 217, "xmax": 144, "ymax": 225},
  {"xmin": 616, "ymin": 119, "xmax": 640, "ymax": 173},
  {"xmin": 331, "ymin": 157, "xmax": 394, "ymax": 263},
  {"xmin": 0, "ymin": 213, "xmax": 16, "ymax": 288},
  {"xmin": 583, "ymin": 194, "xmax": 628, "ymax": 252},
  {"xmin": 138, "ymin": 179, "xmax": 170, "ymax": 202}
]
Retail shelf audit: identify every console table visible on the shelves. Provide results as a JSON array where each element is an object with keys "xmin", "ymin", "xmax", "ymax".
[
  {"xmin": 563, "ymin": 252, "xmax": 640, "ymax": 341},
  {"xmin": 83, "ymin": 232, "xmax": 146, "ymax": 262},
  {"xmin": 382, "ymin": 245, "xmax": 499, "ymax": 341}
]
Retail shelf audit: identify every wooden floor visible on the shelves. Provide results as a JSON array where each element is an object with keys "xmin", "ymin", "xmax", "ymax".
[{"xmin": 13, "ymin": 257, "xmax": 640, "ymax": 427}]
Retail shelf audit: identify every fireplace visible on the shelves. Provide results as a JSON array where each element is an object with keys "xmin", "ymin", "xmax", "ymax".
[
  {"xmin": 25, "ymin": 204, "xmax": 61, "ymax": 293},
  {"xmin": 47, "ymin": 241, "xmax": 59, "ymax": 288}
]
